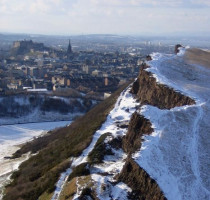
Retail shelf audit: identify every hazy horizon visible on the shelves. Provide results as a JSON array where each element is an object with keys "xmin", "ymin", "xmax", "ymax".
[
  {"xmin": 1, "ymin": 31, "xmax": 210, "ymax": 38},
  {"xmin": 0, "ymin": 0, "xmax": 210, "ymax": 37}
]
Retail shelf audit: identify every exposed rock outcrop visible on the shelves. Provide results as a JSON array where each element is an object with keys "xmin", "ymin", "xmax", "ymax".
[
  {"xmin": 131, "ymin": 64, "xmax": 195, "ymax": 109},
  {"xmin": 122, "ymin": 112, "xmax": 153, "ymax": 154},
  {"xmin": 118, "ymin": 157, "xmax": 166, "ymax": 200},
  {"xmin": 146, "ymin": 55, "xmax": 152, "ymax": 61},
  {"xmin": 175, "ymin": 44, "xmax": 183, "ymax": 54}
]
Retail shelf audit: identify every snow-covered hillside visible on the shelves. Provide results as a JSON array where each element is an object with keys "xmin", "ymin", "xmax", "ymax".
[{"xmin": 134, "ymin": 48, "xmax": 210, "ymax": 199}]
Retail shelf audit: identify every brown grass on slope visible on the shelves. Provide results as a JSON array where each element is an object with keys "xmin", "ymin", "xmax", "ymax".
[
  {"xmin": 185, "ymin": 48, "xmax": 210, "ymax": 69},
  {"xmin": 3, "ymin": 82, "xmax": 130, "ymax": 200}
]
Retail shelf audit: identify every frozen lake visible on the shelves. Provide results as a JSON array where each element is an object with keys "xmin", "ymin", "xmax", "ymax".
[{"xmin": 0, "ymin": 121, "xmax": 71, "ymax": 199}]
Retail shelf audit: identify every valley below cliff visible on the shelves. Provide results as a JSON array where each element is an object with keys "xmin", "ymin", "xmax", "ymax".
[
  {"xmin": 2, "ymin": 47, "xmax": 210, "ymax": 200},
  {"xmin": 0, "ymin": 94, "xmax": 97, "ymax": 125}
]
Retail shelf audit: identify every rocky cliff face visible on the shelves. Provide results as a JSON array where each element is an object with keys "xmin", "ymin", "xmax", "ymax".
[
  {"xmin": 122, "ymin": 112, "xmax": 153, "ymax": 154},
  {"xmin": 131, "ymin": 64, "xmax": 195, "ymax": 109},
  {"xmin": 118, "ymin": 157, "xmax": 166, "ymax": 200},
  {"xmin": 117, "ymin": 57, "xmax": 197, "ymax": 200}
]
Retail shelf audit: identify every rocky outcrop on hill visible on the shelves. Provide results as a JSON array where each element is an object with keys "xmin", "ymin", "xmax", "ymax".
[
  {"xmin": 119, "ymin": 111, "xmax": 165, "ymax": 199},
  {"xmin": 118, "ymin": 157, "xmax": 166, "ymax": 200},
  {"xmin": 146, "ymin": 55, "xmax": 152, "ymax": 61},
  {"xmin": 122, "ymin": 112, "xmax": 153, "ymax": 154},
  {"xmin": 131, "ymin": 64, "xmax": 195, "ymax": 109},
  {"xmin": 175, "ymin": 44, "xmax": 183, "ymax": 54}
]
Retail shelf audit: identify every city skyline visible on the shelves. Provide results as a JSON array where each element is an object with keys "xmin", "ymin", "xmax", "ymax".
[{"xmin": 0, "ymin": 0, "xmax": 210, "ymax": 36}]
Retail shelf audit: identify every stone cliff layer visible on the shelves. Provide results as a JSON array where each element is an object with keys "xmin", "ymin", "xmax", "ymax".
[
  {"xmin": 118, "ymin": 157, "xmax": 166, "ymax": 200},
  {"xmin": 122, "ymin": 112, "xmax": 153, "ymax": 154},
  {"xmin": 131, "ymin": 64, "xmax": 195, "ymax": 109}
]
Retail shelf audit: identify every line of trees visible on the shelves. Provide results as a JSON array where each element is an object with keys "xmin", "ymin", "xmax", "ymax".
[{"xmin": 0, "ymin": 95, "xmax": 94, "ymax": 118}]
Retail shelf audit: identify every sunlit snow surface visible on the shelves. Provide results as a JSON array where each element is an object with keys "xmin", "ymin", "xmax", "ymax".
[{"xmin": 134, "ymin": 50, "xmax": 210, "ymax": 200}]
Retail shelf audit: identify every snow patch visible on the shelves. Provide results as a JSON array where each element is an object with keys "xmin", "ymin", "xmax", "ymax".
[{"xmin": 91, "ymin": 174, "xmax": 131, "ymax": 200}]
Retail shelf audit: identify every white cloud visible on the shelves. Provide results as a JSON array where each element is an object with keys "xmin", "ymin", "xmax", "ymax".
[
  {"xmin": 0, "ymin": 0, "xmax": 66, "ymax": 15},
  {"xmin": 29, "ymin": 0, "xmax": 50, "ymax": 13},
  {"xmin": 0, "ymin": 0, "xmax": 210, "ymax": 35},
  {"xmin": 130, "ymin": 0, "xmax": 183, "ymax": 7},
  {"xmin": 190, "ymin": 0, "xmax": 210, "ymax": 7}
]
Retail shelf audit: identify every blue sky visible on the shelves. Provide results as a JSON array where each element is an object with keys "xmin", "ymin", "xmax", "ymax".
[{"xmin": 0, "ymin": 0, "xmax": 210, "ymax": 36}]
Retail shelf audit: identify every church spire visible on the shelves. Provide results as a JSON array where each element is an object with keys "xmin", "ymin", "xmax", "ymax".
[{"xmin": 67, "ymin": 39, "xmax": 72, "ymax": 55}]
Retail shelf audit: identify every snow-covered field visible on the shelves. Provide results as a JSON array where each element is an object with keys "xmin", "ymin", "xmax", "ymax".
[
  {"xmin": 0, "ymin": 121, "xmax": 71, "ymax": 199},
  {"xmin": 134, "ymin": 48, "xmax": 210, "ymax": 200}
]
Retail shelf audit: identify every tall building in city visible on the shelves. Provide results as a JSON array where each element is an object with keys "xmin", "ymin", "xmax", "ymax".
[{"xmin": 67, "ymin": 40, "xmax": 72, "ymax": 55}]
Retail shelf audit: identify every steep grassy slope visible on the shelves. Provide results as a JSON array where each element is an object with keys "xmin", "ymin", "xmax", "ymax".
[{"xmin": 3, "ymin": 83, "xmax": 130, "ymax": 200}]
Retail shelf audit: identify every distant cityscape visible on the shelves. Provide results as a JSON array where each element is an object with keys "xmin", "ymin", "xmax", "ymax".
[
  {"xmin": 0, "ymin": 34, "xmax": 169, "ymax": 98},
  {"xmin": 0, "ymin": 40, "xmax": 136, "ymax": 97},
  {"xmin": 1, "ymin": 33, "xmax": 208, "ymax": 98}
]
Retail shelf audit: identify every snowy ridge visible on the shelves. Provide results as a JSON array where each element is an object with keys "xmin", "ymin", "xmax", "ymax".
[
  {"xmin": 145, "ymin": 52, "xmax": 196, "ymax": 99},
  {"xmin": 134, "ymin": 49, "xmax": 210, "ymax": 200},
  {"xmin": 52, "ymin": 85, "xmax": 139, "ymax": 200}
]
